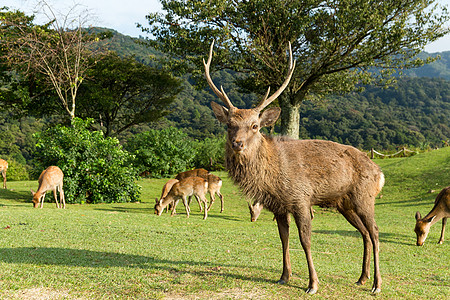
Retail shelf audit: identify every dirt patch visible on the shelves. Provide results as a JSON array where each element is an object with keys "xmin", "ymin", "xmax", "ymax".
[
  {"xmin": 164, "ymin": 287, "xmax": 267, "ymax": 299},
  {"xmin": 1, "ymin": 288, "xmax": 85, "ymax": 300}
]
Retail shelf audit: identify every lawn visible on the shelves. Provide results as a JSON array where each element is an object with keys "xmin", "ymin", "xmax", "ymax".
[{"xmin": 0, "ymin": 147, "xmax": 449, "ymax": 299}]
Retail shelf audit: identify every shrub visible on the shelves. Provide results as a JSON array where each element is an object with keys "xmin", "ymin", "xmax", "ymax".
[
  {"xmin": 192, "ymin": 135, "xmax": 225, "ymax": 171},
  {"xmin": 1, "ymin": 157, "xmax": 30, "ymax": 181},
  {"xmin": 33, "ymin": 118, "xmax": 140, "ymax": 204},
  {"xmin": 124, "ymin": 127, "xmax": 196, "ymax": 178}
]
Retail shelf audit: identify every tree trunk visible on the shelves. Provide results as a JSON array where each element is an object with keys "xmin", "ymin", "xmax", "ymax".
[{"xmin": 279, "ymin": 94, "xmax": 301, "ymax": 139}]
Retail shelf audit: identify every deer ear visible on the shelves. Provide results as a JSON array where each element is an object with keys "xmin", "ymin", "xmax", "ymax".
[
  {"xmin": 260, "ymin": 107, "xmax": 281, "ymax": 128},
  {"xmin": 428, "ymin": 215, "xmax": 436, "ymax": 223},
  {"xmin": 415, "ymin": 211, "xmax": 421, "ymax": 220},
  {"xmin": 211, "ymin": 102, "xmax": 229, "ymax": 124}
]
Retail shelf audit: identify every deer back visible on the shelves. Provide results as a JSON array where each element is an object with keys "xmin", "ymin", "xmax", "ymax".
[
  {"xmin": 175, "ymin": 168, "xmax": 209, "ymax": 180},
  {"xmin": 34, "ymin": 166, "xmax": 64, "ymax": 196}
]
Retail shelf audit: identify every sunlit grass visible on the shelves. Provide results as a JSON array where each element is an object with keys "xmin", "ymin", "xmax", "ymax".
[{"xmin": 0, "ymin": 147, "xmax": 449, "ymax": 299}]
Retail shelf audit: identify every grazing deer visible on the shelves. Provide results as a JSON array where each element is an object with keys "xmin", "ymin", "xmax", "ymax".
[
  {"xmin": 175, "ymin": 168, "xmax": 209, "ymax": 180},
  {"xmin": 175, "ymin": 169, "xmax": 209, "ymax": 212},
  {"xmin": 159, "ymin": 179, "xmax": 179, "ymax": 213},
  {"xmin": 205, "ymin": 41, "xmax": 384, "ymax": 294},
  {"xmin": 175, "ymin": 169, "xmax": 224, "ymax": 213},
  {"xmin": 31, "ymin": 166, "xmax": 65, "ymax": 209},
  {"xmin": 203, "ymin": 173, "xmax": 224, "ymax": 212},
  {"xmin": 414, "ymin": 186, "xmax": 450, "ymax": 246},
  {"xmin": 0, "ymin": 159, "xmax": 7, "ymax": 189},
  {"xmin": 154, "ymin": 176, "xmax": 209, "ymax": 220}
]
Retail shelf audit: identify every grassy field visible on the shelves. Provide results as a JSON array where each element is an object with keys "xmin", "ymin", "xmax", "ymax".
[{"xmin": 0, "ymin": 147, "xmax": 449, "ymax": 299}]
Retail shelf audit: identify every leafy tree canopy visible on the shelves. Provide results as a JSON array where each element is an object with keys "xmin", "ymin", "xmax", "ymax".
[{"xmin": 141, "ymin": 0, "xmax": 450, "ymax": 137}]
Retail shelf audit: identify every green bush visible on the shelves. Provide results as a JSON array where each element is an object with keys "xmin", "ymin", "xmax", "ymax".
[
  {"xmin": 192, "ymin": 135, "xmax": 225, "ymax": 171},
  {"xmin": 124, "ymin": 127, "xmax": 196, "ymax": 178},
  {"xmin": 33, "ymin": 118, "xmax": 140, "ymax": 204},
  {"xmin": 1, "ymin": 157, "xmax": 30, "ymax": 181}
]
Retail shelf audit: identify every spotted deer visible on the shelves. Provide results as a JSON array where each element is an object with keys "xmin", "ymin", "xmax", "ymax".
[
  {"xmin": 154, "ymin": 176, "xmax": 209, "ymax": 220},
  {"xmin": 205, "ymin": 41, "xmax": 384, "ymax": 294},
  {"xmin": 31, "ymin": 166, "xmax": 65, "ymax": 209},
  {"xmin": 414, "ymin": 186, "xmax": 450, "ymax": 246},
  {"xmin": 0, "ymin": 159, "xmax": 7, "ymax": 189}
]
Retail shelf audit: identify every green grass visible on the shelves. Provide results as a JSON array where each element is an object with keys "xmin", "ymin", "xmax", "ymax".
[{"xmin": 0, "ymin": 147, "xmax": 449, "ymax": 299}]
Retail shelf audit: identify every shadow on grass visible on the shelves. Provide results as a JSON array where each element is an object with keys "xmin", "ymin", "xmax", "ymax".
[
  {"xmin": 0, "ymin": 188, "xmax": 32, "ymax": 204},
  {"xmin": 314, "ymin": 229, "xmax": 414, "ymax": 246},
  {"xmin": 0, "ymin": 247, "xmax": 280, "ymax": 286}
]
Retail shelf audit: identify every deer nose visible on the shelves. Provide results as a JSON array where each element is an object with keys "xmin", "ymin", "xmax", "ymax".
[{"xmin": 232, "ymin": 140, "xmax": 244, "ymax": 151}]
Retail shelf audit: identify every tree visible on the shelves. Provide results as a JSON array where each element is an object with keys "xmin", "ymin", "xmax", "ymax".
[
  {"xmin": 141, "ymin": 0, "xmax": 450, "ymax": 138},
  {"xmin": 76, "ymin": 52, "xmax": 182, "ymax": 137},
  {"xmin": 34, "ymin": 118, "xmax": 140, "ymax": 204},
  {"xmin": 0, "ymin": 2, "xmax": 107, "ymax": 121}
]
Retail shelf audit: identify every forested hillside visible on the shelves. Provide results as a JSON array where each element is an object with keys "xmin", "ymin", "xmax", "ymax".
[{"xmin": 1, "ymin": 30, "xmax": 449, "ymax": 170}]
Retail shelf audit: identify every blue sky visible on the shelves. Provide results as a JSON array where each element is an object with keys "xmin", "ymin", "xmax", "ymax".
[{"xmin": 3, "ymin": 0, "xmax": 450, "ymax": 53}]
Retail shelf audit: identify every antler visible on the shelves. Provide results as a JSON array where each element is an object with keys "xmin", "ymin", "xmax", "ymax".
[
  {"xmin": 203, "ymin": 41, "xmax": 234, "ymax": 108},
  {"xmin": 255, "ymin": 42, "xmax": 296, "ymax": 112}
]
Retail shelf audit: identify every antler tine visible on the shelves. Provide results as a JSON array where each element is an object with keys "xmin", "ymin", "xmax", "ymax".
[
  {"xmin": 255, "ymin": 42, "xmax": 296, "ymax": 111},
  {"xmin": 203, "ymin": 41, "xmax": 234, "ymax": 108}
]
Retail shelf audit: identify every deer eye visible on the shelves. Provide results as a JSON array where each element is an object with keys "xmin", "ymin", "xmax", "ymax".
[{"xmin": 252, "ymin": 124, "xmax": 258, "ymax": 131}]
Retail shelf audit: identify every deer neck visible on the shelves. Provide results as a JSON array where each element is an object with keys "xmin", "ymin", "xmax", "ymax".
[{"xmin": 226, "ymin": 135, "xmax": 281, "ymax": 201}]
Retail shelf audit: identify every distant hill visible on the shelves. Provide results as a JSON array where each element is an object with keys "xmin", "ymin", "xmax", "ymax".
[{"xmin": 403, "ymin": 51, "xmax": 450, "ymax": 80}]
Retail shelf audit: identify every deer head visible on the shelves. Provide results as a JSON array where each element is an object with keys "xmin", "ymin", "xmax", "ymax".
[{"xmin": 205, "ymin": 41, "xmax": 295, "ymax": 155}]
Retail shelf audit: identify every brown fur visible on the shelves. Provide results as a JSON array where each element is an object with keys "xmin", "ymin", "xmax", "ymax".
[
  {"xmin": 175, "ymin": 168, "xmax": 209, "ymax": 180},
  {"xmin": 31, "ymin": 166, "xmax": 65, "ymax": 209},
  {"xmin": 176, "ymin": 169, "xmax": 224, "ymax": 213},
  {"xmin": 206, "ymin": 42, "xmax": 383, "ymax": 294},
  {"xmin": 154, "ymin": 176, "xmax": 209, "ymax": 220},
  {"xmin": 0, "ymin": 159, "xmax": 7, "ymax": 189},
  {"xmin": 211, "ymin": 104, "xmax": 384, "ymax": 294},
  {"xmin": 415, "ymin": 186, "xmax": 450, "ymax": 246}
]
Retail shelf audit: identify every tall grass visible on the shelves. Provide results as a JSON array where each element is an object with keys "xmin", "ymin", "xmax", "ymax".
[{"xmin": 0, "ymin": 147, "xmax": 448, "ymax": 299}]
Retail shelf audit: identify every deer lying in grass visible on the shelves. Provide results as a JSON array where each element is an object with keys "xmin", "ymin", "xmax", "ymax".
[
  {"xmin": 0, "ymin": 159, "xmax": 7, "ymax": 189},
  {"xmin": 205, "ymin": 41, "xmax": 384, "ymax": 294},
  {"xmin": 415, "ymin": 186, "xmax": 450, "ymax": 246},
  {"xmin": 31, "ymin": 166, "xmax": 65, "ymax": 209},
  {"xmin": 154, "ymin": 176, "xmax": 209, "ymax": 220}
]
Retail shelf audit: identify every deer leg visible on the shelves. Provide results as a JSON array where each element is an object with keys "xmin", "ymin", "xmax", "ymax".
[
  {"xmin": 170, "ymin": 200, "xmax": 180, "ymax": 216},
  {"xmin": 53, "ymin": 188, "xmax": 60, "ymax": 208},
  {"xmin": 60, "ymin": 186, "xmax": 66, "ymax": 209},
  {"xmin": 218, "ymin": 192, "xmax": 224, "ymax": 213},
  {"xmin": 338, "ymin": 207, "xmax": 372, "ymax": 286},
  {"xmin": 1, "ymin": 170, "xmax": 6, "ymax": 189},
  {"xmin": 191, "ymin": 195, "xmax": 203, "ymax": 212},
  {"xmin": 207, "ymin": 192, "xmax": 215, "ymax": 212},
  {"xmin": 293, "ymin": 209, "xmax": 319, "ymax": 294},
  {"xmin": 358, "ymin": 212, "xmax": 382, "ymax": 293},
  {"xmin": 438, "ymin": 217, "xmax": 447, "ymax": 244},
  {"xmin": 200, "ymin": 194, "xmax": 209, "ymax": 220},
  {"xmin": 40, "ymin": 193, "xmax": 46, "ymax": 208},
  {"xmin": 182, "ymin": 196, "xmax": 190, "ymax": 218},
  {"xmin": 274, "ymin": 213, "xmax": 291, "ymax": 285}
]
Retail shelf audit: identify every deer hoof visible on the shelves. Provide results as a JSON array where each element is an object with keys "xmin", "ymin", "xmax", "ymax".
[
  {"xmin": 276, "ymin": 279, "xmax": 287, "ymax": 285},
  {"xmin": 371, "ymin": 287, "xmax": 381, "ymax": 294},
  {"xmin": 306, "ymin": 288, "xmax": 317, "ymax": 294}
]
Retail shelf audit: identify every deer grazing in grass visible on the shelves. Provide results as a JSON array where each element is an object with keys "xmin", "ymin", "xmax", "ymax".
[
  {"xmin": 158, "ymin": 178, "xmax": 179, "ymax": 213},
  {"xmin": 31, "ymin": 166, "xmax": 66, "ymax": 209},
  {"xmin": 176, "ymin": 169, "xmax": 225, "ymax": 213},
  {"xmin": 154, "ymin": 176, "xmax": 209, "ymax": 220},
  {"xmin": 205, "ymin": 41, "xmax": 384, "ymax": 294},
  {"xmin": 414, "ymin": 186, "xmax": 450, "ymax": 246},
  {"xmin": 0, "ymin": 159, "xmax": 8, "ymax": 189}
]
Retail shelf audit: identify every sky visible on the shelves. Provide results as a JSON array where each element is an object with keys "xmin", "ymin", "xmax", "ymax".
[{"xmin": 3, "ymin": 0, "xmax": 450, "ymax": 53}]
